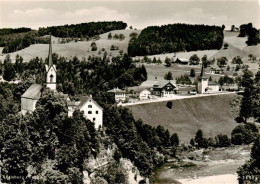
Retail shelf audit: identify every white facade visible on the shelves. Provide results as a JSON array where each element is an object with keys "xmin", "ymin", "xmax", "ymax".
[
  {"xmin": 67, "ymin": 96, "xmax": 103, "ymax": 130},
  {"xmin": 207, "ymin": 84, "xmax": 220, "ymax": 92},
  {"xmin": 21, "ymin": 98, "xmax": 38, "ymax": 115},
  {"xmin": 139, "ymin": 89, "xmax": 151, "ymax": 100},
  {"xmin": 45, "ymin": 65, "xmax": 57, "ymax": 91},
  {"xmin": 115, "ymin": 93, "xmax": 126, "ymax": 102},
  {"xmin": 79, "ymin": 99, "xmax": 103, "ymax": 130},
  {"xmin": 198, "ymin": 77, "xmax": 209, "ymax": 94}
]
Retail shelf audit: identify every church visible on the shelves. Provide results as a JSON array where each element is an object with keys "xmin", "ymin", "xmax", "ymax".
[
  {"xmin": 198, "ymin": 64, "xmax": 220, "ymax": 94},
  {"xmin": 21, "ymin": 35, "xmax": 103, "ymax": 129}
]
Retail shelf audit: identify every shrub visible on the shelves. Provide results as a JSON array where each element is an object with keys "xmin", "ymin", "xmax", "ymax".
[
  {"xmin": 231, "ymin": 123, "xmax": 259, "ymax": 145},
  {"xmin": 166, "ymin": 101, "xmax": 173, "ymax": 109}
]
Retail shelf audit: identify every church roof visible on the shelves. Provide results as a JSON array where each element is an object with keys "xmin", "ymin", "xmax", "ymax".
[{"xmin": 21, "ymin": 84, "xmax": 43, "ymax": 100}]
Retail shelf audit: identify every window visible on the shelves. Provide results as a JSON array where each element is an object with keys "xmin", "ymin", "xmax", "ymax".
[
  {"xmin": 93, "ymin": 118, "xmax": 96, "ymax": 121},
  {"xmin": 88, "ymin": 105, "xmax": 92, "ymax": 108},
  {"xmin": 50, "ymin": 74, "xmax": 53, "ymax": 83},
  {"xmin": 88, "ymin": 111, "xmax": 92, "ymax": 114},
  {"xmin": 96, "ymin": 111, "xmax": 98, "ymax": 114}
]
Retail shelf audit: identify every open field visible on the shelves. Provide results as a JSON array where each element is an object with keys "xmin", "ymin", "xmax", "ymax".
[
  {"xmin": 128, "ymin": 94, "xmax": 239, "ymax": 143},
  {"xmin": 0, "ymin": 29, "xmax": 141, "ymax": 63}
]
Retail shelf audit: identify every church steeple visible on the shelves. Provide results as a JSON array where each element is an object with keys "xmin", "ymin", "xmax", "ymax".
[
  {"xmin": 200, "ymin": 63, "xmax": 204, "ymax": 77},
  {"xmin": 48, "ymin": 34, "xmax": 53, "ymax": 67},
  {"xmin": 45, "ymin": 34, "xmax": 56, "ymax": 91}
]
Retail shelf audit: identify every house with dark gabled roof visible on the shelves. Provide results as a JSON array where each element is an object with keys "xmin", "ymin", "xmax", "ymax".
[
  {"xmin": 107, "ymin": 87, "xmax": 126, "ymax": 102},
  {"xmin": 152, "ymin": 81, "xmax": 178, "ymax": 97}
]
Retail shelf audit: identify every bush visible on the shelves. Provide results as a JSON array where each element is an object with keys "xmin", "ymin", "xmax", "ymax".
[
  {"xmin": 231, "ymin": 123, "xmax": 259, "ymax": 145},
  {"xmin": 166, "ymin": 101, "xmax": 173, "ymax": 109},
  {"xmin": 215, "ymin": 134, "xmax": 231, "ymax": 147}
]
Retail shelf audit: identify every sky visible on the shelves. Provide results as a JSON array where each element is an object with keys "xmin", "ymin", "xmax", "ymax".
[{"xmin": 0, "ymin": 0, "xmax": 259, "ymax": 30}]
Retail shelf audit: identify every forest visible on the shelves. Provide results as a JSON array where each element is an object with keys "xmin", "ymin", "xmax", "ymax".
[
  {"xmin": 38, "ymin": 21, "xmax": 127, "ymax": 38},
  {"xmin": 0, "ymin": 31, "xmax": 49, "ymax": 53},
  {"xmin": 128, "ymin": 23, "xmax": 224, "ymax": 56},
  {"xmin": 0, "ymin": 21, "xmax": 127, "ymax": 53},
  {"xmin": 238, "ymin": 23, "xmax": 260, "ymax": 45}
]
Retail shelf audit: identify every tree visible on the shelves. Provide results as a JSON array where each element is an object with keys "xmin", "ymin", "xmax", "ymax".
[
  {"xmin": 3, "ymin": 62, "xmax": 16, "ymax": 81},
  {"xmin": 189, "ymin": 54, "xmax": 200, "ymax": 65},
  {"xmin": 239, "ymin": 89, "xmax": 253, "ymax": 123},
  {"xmin": 217, "ymin": 57, "xmax": 228, "ymax": 67},
  {"xmin": 237, "ymin": 136, "xmax": 260, "ymax": 184},
  {"xmin": 223, "ymin": 43, "xmax": 229, "ymax": 49},
  {"xmin": 165, "ymin": 57, "xmax": 172, "ymax": 67},
  {"xmin": 190, "ymin": 68, "xmax": 196, "ymax": 77},
  {"xmin": 232, "ymin": 56, "xmax": 243, "ymax": 65},
  {"xmin": 164, "ymin": 71, "xmax": 173, "ymax": 80},
  {"xmin": 231, "ymin": 25, "xmax": 235, "ymax": 32},
  {"xmin": 166, "ymin": 101, "xmax": 173, "ymax": 109},
  {"xmin": 222, "ymin": 24, "xmax": 225, "ymax": 30},
  {"xmin": 170, "ymin": 133, "xmax": 179, "ymax": 146},
  {"xmin": 119, "ymin": 34, "xmax": 125, "ymax": 41},
  {"xmin": 108, "ymin": 32, "xmax": 112, "ymax": 39}
]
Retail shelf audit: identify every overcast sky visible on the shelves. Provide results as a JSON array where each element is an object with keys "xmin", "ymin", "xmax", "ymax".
[{"xmin": 0, "ymin": 0, "xmax": 259, "ymax": 30}]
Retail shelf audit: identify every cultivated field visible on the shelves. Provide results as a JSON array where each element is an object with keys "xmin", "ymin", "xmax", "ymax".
[{"xmin": 128, "ymin": 94, "xmax": 239, "ymax": 143}]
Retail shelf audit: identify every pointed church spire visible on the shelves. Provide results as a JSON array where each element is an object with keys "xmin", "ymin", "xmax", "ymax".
[
  {"xmin": 200, "ymin": 63, "xmax": 204, "ymax": 77},
  {"xmin": 48, "ymin": 34, "xmax": 53, "ymax": 66}
]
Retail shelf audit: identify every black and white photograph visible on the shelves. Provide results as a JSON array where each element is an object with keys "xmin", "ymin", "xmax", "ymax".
[{"xmin": 0, "ymin": 0, "xmax": 259, "ymax": 183}]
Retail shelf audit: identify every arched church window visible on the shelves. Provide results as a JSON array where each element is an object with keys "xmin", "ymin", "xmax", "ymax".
[{"xmin": 50, "ymin": 74, "xmax": 53, "ymax": 83}]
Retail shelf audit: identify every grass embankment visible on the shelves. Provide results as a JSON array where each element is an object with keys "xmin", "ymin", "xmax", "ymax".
[{"xmin": 128, "ymin": 94, "xmax": 239, "ymax": 143}]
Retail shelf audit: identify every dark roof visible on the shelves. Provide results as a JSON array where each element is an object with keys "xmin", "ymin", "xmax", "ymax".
[
  {"xmin": 208, "ymin": 81, "xmax": 219, "ymax": 86},
  {"xmin": 76, "ymin": 96, "xmax": 103, "ymax": 110},
  {"xmin": 21, "ymin": 84, "xmax": 43, "ymax": 100},
  {"xmin": 178, "ymin": 86, "xmax": 196, "ymax": 91},
  {"xmin": 153, "ymin": 81, "xmax": 178, "ymax": 89},
  {"xmin": 48, "ymin": 35, "xmax": 53, "ymax": 66}
]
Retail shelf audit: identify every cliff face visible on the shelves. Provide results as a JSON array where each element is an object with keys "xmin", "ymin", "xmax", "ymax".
[{"xmin": 83, "ymin": 144, "xmax": 147, "ymax": 184}]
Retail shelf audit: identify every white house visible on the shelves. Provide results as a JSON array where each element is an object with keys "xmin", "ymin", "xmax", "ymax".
[
  {"xmin": 107, "ymin": 87, "xmax": 126, "ymax": 102},
  {"xmin": 139, "ymin": 89, "xmax": 151, "ymax": 100},
  {"xmin": 21, "ymin": 84, "xmax": 43, "ymax": 115},
  {"xmin": 207, "ymin": 81, "xmax": 220, "ymax": 92},
  {"xmin": 67, "ymin": 95, "xmax": 103, "ymax": 130}
]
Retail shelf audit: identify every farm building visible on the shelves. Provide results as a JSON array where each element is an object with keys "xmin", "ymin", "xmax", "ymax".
[
  {"xmin": 152, "ymin": 81, "xmax": 179, "ymax": 97},
  {"xmin": 174, "ymin": 58, "xmax": 189, "ymax": 65},
  {"xmin": 139, "ymin": 89, "xmax": 151, "ymax": 100},
  {"xmin": 67, "ymin": 95, "xmax": 103, "ymax": 130},
  {"xmin": 178, "ymin": 86, "xmax": 197, "ymax": 95},
  {"xmin": 107, "ymin": 87, "xmax": 126, "ymax": 102},
  {"xmin": 209, "ymin": 67, "xmax": 224, "ymax": 74}
]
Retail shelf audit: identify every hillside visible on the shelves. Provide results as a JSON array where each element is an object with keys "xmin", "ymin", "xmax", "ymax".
[
  {"xmin": 128, "ymin": 94, "xmax": 239, "ymax": 143},
  {"xmin": 0, "ymin": 29, "xmax": 141, "ymax": 63}
]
